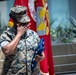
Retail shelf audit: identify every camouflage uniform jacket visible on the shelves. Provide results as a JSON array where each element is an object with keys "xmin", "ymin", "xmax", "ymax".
[{"xmin": 0, "ymin": 27, "xmax": 40, "ymax": 75}]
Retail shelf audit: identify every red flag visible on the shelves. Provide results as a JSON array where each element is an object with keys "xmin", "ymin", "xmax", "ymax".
[
  {"xmin": 8, "ymin": 0, "xmax": 36, "ymax": 31},
  {"xmin": 36, "ymin": 0, "xmax": 55, "ymax": 75},
  {"xmin": 8, "ymin": 0, "xmax": 55, "ymax": 75}
]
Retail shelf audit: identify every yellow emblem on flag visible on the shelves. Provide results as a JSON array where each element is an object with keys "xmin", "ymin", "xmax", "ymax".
[
  {"xmin": 37, "ymin": 21, "xmax": 46, "ymax": 31},
  {"xmin": 46, "ymin": 10, "xmax": 50, "ymax": 25},
  {"xmin": 39, "ymin": 6, "xmax": 46, "ymax": 19},
  {"xmin": 46, "ymin": 26, "xmax": 49, "ymax": 35}
]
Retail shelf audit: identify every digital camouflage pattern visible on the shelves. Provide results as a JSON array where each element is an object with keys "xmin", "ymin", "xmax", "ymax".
[
  {"xmin": 0, "ymin": 27, "xmax": 40, "ymax": 75},
  {"xmin": 10, "ymin": 5, "xmax": 30, "ymax": 23}
]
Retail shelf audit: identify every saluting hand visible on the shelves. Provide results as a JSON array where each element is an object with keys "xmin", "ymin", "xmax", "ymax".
[{"xmin": 17, "ymin": 23, "xmax": 31, "ymax": 37}]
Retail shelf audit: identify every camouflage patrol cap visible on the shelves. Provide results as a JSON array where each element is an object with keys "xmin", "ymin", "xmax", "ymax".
[{"xmin": 10, "ymin": 5, "xmax": 30, "ymax": 23}]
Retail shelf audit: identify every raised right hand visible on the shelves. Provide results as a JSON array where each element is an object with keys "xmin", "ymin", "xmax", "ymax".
[{"xmin": 17, "ymin": 23, "xmax": 31, "ymax": 37}]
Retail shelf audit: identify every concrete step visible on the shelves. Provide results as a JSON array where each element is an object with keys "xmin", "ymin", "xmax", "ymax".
[
  {"xmin": 53, "ymin": 54, "xmax": 76, "ymax": 65},
  {"xmin": 52, "ymin": 43, "xmax": 76, "ymax": 74},
  {"xmin": 55, "ymin": 64, "xmax": 76, "ymax": 74},
  {"xmin": 56, "ymin": 73, "xmax": 76, "ymax": 75},
  {"xmin": 52, "ymin": 43, "xmax": 76, "ymax": 56}
]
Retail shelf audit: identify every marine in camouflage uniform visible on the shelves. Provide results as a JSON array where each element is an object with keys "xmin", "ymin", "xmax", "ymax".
[
  {"xmin": 0, "ymin": 27, "xmax": 40, "ymax": 75},
  {"xmin": 0, "ymin": 5, "xmax": 44, "ymax": 75}
]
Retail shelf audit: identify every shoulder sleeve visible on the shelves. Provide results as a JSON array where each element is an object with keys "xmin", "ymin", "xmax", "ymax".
[
  {"xmin": 0, "ymin": 31, "xmax": 12, "ymax": 49},
  {"xmin": 32, "ymin": 30, "xmax": 40, "ymax": 42},
  {"xmin": 0, "ymin": 41, "xmax": 9, "ymax": 49},
  {"xmin": 27, "ymin": 29, "xmax": 40, "ymax": 42}
]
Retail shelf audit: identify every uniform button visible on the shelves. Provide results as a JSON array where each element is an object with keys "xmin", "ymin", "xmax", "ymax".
[
  {"xmin": 33, "ymin": 58, "xmax": 35, "ymax": 61},
  {"xmin": 32, "ymin": 64, "xmax": 34, "ymax": 67},
  {"xmin": 36, "ymin": 51, "xmax": 38, "ymax": 53}
]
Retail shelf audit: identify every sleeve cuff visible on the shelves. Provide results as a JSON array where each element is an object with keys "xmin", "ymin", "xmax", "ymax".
[{"xmin": 0, "ymin": 41, "xmax": 9, "ymax": 49}]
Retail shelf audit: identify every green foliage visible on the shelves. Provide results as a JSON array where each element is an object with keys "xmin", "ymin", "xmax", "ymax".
[
  {"xmin": 69, "ymin": 16, "xmax": 76, "ymax": 37},
  {"xmin": 50, "ymin": 17, "xmax": 75, "ymax": 43}
]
